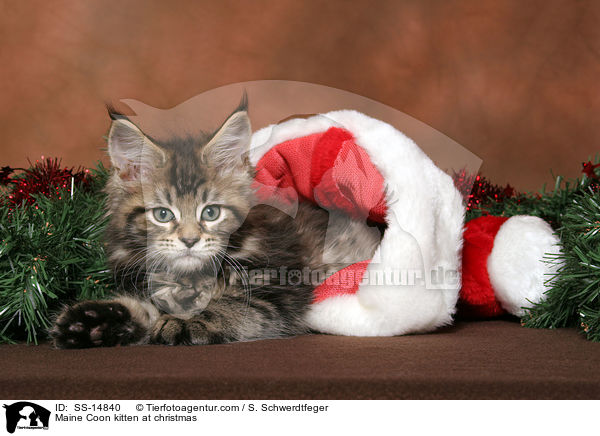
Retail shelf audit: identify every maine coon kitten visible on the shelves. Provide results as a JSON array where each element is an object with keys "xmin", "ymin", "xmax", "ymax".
[{"xmin": 50, "ymin": 99, "xmax": 382, "ymax": 348}]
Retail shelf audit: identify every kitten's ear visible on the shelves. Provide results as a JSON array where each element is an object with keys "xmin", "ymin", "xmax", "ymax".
[
  {"xmin": 107, "ymin": 118, "xmax": 166, "ymax": 181},
  {"xmin": 202, "ymin": 109, "xmax": 252, "ymax": 169}
]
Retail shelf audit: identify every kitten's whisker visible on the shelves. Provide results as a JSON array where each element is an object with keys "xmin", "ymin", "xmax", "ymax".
[
  {"xmin": 224, "ymin": 242, "xmax": 243, "ymax": 249},
  {"xmin": 147, "ymin": 256, "xmax": 168, "ymax": 300},
  {"xmin": 219, "ymin": 250, "xmax": 249, "ymax": 288},
  {"xmin": 218, "ymin": 249, "xmax": 252, "ymax": 319},
  {"xmin": 116, "ymin": 247, "xmax": 151, "ymax": 293}
]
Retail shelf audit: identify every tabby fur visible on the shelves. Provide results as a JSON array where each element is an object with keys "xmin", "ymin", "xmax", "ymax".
[{"xmin": 50, "ymin": 99, "xmax": 381, "ymax": 348}]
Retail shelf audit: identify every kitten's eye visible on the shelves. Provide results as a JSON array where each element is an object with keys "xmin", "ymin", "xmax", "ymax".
[
  {"xmin": 201, "ymin": 205, "xmax": 221, "ymax": 221},
  {"xmin": 153, "ymin": 207, "xmax": 175, "ymax": 223}
]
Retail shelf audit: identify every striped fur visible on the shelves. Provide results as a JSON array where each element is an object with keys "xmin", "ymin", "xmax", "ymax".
[{"xmin": 50, "ymin": 101, "xmax": 380, "ymax": 348}]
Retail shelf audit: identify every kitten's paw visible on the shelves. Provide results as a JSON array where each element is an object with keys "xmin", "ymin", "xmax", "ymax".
[
  {"xmin": 151, "ymin": 315, "xmax": 188, "ymax": 345},
  {"xmin": 50, "ymin": 301, "xmax": 144, "ymax": 348}
]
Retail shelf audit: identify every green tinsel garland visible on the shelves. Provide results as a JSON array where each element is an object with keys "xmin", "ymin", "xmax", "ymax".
[
  {"xmin": 1, "ymin": 157, "xmax": 599, "ymax": 343},
  {"xmin": 520, "ymin": 186, "xmax": 600, "ymax": 342},
  {"xmin": 0, "ymin": 164, "xmax": 114, "ymax": 343},
  {"xmin": 465, "ymin": 162, "xmax": 600, "ymax": 341}
]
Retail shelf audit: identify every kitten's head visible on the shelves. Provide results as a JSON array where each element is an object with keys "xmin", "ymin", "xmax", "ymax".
[{"xmin": 105, "ymin": 99, "xmax": 253, "ymax": 275}]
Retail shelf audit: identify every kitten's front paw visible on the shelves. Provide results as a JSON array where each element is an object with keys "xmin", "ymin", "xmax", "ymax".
[
  {"xmin": 50, "ymin": 301, "xmax": 144, "ymax": 348},
  {"xmin": 151, "ymin": 315, "xmax": 188, "ymax": 345}
]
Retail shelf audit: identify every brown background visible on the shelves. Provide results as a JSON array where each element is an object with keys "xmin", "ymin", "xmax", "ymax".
[{"xmin": 1, "ymin": 0, "xmax": 599, "ymax": 191}]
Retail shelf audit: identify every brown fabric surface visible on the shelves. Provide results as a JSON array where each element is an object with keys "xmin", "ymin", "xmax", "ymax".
[
  {"xmin": 1, "ymin": 320, "xmax": 599, "ymax": 400},
  {"xmin": 2, "ymin": 0, "xmax": 599, "ymax": 191}
]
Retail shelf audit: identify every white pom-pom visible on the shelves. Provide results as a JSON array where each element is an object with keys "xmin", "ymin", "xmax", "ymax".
[{"xmin": 487, "ymin": 215, "xmax": 561, "ymax": 316}]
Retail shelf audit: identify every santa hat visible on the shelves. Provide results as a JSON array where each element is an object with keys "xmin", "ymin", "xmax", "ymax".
[{"xmin": 249, "ymin": 110, "xmax": 561, "ymax": 336}]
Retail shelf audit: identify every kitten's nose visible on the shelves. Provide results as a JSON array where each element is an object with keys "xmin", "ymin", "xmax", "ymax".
[{"xmin": 180, "ymin": 237, "xmax": 199, "ymax": 248}]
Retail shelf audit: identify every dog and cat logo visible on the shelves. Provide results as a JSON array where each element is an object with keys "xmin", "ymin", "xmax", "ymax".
[{"xmin": 3, "ymin": 402, "xmax": 50, "ymax": 433}]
